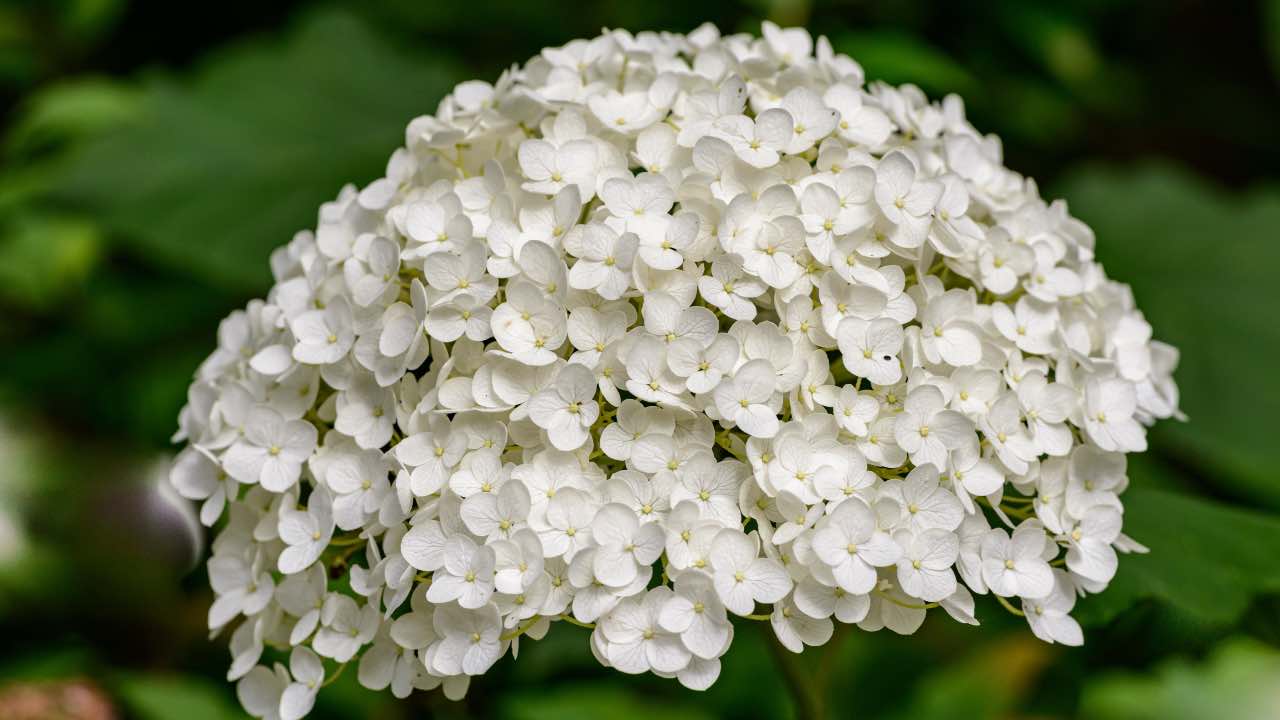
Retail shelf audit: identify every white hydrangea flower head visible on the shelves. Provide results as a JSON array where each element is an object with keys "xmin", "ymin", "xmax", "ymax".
[{"xmin": 169, "ymin": 21, "xmax": 1183, "ymax": 717}]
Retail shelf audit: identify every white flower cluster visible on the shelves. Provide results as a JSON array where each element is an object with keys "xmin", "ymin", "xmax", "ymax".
[{"xmin": 169, "ymin": 21, "xmax": 1182, "ymax": 718}]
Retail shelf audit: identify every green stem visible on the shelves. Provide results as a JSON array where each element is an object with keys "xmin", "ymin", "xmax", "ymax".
[
  {"xmin": 501, "ymin": 615, "xmax": 541, "ymax": 641},
  {"xmin": 760, "ymin": 623, "xmax": 826, "ymax": 720},
  {"xmin": 557, "ymin": 614, "xmax": 596, "ymax": 630},
  {"xmin": 321, "ymin": 661, "xmax": 348, "ymax": 688},
  {"xmin": 995, "ymin": 593, "xmax": 1025, "ymax": 617}
]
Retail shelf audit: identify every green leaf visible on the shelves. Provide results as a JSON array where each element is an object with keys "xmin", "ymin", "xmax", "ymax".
[
  {"xmin": 1077, "ymin": 488, "xmax": 1280, "ymax": 625},
  {"xmin": 113, "ymin": 674, "xmax": 243, "ymax": 720},
  {"xmin": 1080, "ymin": 637, "xmax": 1280, "ymax": 720},
  {"xmin": 0, "ymin": 263, "xmax": 233, "ymax": 445},
  {"xmin": 1267, "ymin": 0, "xmax": 1280, "ymax": 81},
  {"xmin": 0, "ymin": 647, "xmax": 95, "ymax": 681},
  {"xmin": 833, "ymin": 32, "xmax": 976, "ymax": 97},
  {"xmin": 499, "ymin": 685, "xmax": 715, "ymax": 720},
  {"xmin": 0, "ymin": 212, "xmax": 101, "ymax": 309},
  {"xmin": 984, "ymin": 77, "xmax": 1079, "ymax": 147},
  {"xmin": 997, "ymin": 5, "xmax": 1101, "ymax": 87},
  {"xmin": 4, "ymin": 78, "xmax": 141, "ymax": 157},
  {"xmin": 1056, "ymin": 164, "xmax": 1280, "ymax": 509},
  {"xmin": 57, "ymin": 10, "xmax": 462, "ymax": 294},
  {"xmin": 888, "ymin": 636, "xmax": 1056, "ymax": 720}
]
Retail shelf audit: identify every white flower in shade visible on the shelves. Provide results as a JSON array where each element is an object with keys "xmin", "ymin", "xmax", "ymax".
[
  {"xmin": 567, "ymin": 307, "xmax": 628, "ymax": 368},
  {"xmin": 831, "ymin": 385, "xmax": 879, "ymax": 436},
  {"xmin": 208, "ymin": 552, "xmax": 275, "ymax": 630},
  {"xmin": 1082, "ymin": 377, "xmax": 1148, "ymax": 453},
  {"xmin": 400, "ymin": 519, "xmax": 448, "ymax": 573},
  {"xmin": 945, "ymin": 442, "xmax": 1004, "ymax": 512},
  {"xmin": 517, "ymin": 138, "xmax": 598, "ymax": 199},
  {"xmin": 823, "ymin": 83, "xmax": 892, "ymax": 147},
  {"xmin": 1063, "ymin": 504, "xmax": 1122, "ymax": 584},
  {"xmin": 642, "ymin": 291, "xmax": 718, "ymax": 348},
  {"xmin": 599, "ymin": 400, "xmax": 673, "ymax": 462},
  {"xmin": 427, "ymin": 535, "xmax": 496, "ymax": 609},
  {"xmin": 329, "ymin": 451, "xmax": 391, "ymax": 531},
  {"xmin": 771, "ymin": 597, "xmax": 834, "ymax": 653},
  {"xmin": 991, "ymin": 297, "xmax": 1057, "ymax": 355},
  {"xmin": 761, "ymin": 20, "xmax": 812, "ymax": 65},
  {"xmin": 918, "ymin": 290, "xmax": 983, "ymax": 367},
  {"xmin": 223, "ymin": 406, "xmax": 318, "ymax": 492},
  {"xmin": 395, "ymin": 418, "xmax": 467, "ymax": 497},
  {"xmin": 858, "ymin": 581, "xmax": 927, "ymax": 636},
  {"xmin": 290, "ymin": 298, "xmax": 355, "ymax": 365},
  {"xmin": 460, "ymin": 480, "xmax": 530, "ymax": 543},
  {"xmin": 334, "ymin": 379, "xmax": 396, "ymax": 450},
  {"xmin": 873, "ymin": 151, "xmax": 941, "ymax": 248},
  {"xmin": 894, "ymin": 529, "xmax": 959, "ymax": 602},
  {"xmin": 527, "ymin": 363, "xmax": 599, "ymax": 451},
  {"xmin": 709, "ymin": 529, "xmax": 793, "ymax": 615},
  {"xmin": 667, "ymin": 335, "xmax": 739, "ymax": 395},
  {"xmin": 882, "ymin": 464, "xmax": 964, "ymax": 533},
  {"xmin": 713, "ymin": 359, "xmax": 781, "ymax": 438},
  {"xmin": 170, "ymin": 445, "xmax": 236, "ymax": 526},
  {"xmin": 490, "ymin": 280, "xmax": 567, "ymax": 366},
  {"xmin": 279, "ymin": 647, "xmax": 324, "ymax": 720},
  {"xmin": 811, "ymin": 497, "xmax": 901, "ymax": 594},
  {"xmin": 172, "ymin": 22, "xmax": 1182, "ymax": 715},
  {"xmin": 402, "ymin": 197, "xmax": 469, "ymax": 258},
  {"xmin": 1023, "ymin": 570, "xmax": 1084, "ymax": 646},
  {"xmin": 237, "ymin": 664, "xmax": 288, "ymax": 720},
  {"xmin": 981, "ymin": 523, "xmax": 1055, "ymax": 599},
  {"xmin": 1066, "ymin": 446, "xmax": 1127, "ymax": 517},
  {"xmin": 591, "ymin": 503, "xmax": 665, "ymax": 587},
  {"xmin": 600, "ymin": 588, "xmax": 691, "ymax": 674},
  {"xmin": 1024, "ymin": 244, "xmax": 1083, "ymax": 303},
  {"xmin": 1016, "ymin": 371, "xmax": 1077, "ymax": 457},
  {"xmin": 793, "ymin": 576, "xmax": 871, "ymax": 624},
  {"xmin": 698, "ymin": 256, "xmax": 767, "ymax": 321},
  {"xmin": 429, "ymin": 604, "xmax": 502, "ymax": 676},
  {"xmin": 492, "ymin": 528, "xmax": 544, "ymax": 595},
  {"xmin": 344, "ymin": 235, "xmax": 400, "ymax": 307},
  {"xmin": 601, "ymin": 174, "xmax": 674, "ymax": 243},
  {"xmin": 713, "ymin": 108, "xmax": 793, "ymax": 168},
  {"xmin": 278, "ymin": 488, "xmax": 334, "ymax": 574},
  {"xmin": 535, "ymin": 488, "xmax": 597, "ymax": 560},
  {"xmin": 313, "ymin": 594, "xmax": 378, "ymax": 662},
  {"xmin": 780, "ymin": 86, "xmax": 840, "ymax": 155},
  {"xmin": 976, "ymin": 229, "xmax": 1034, "ymax": 295},
  {"xmin": 566, "ymin": 225, "xmax": 637, "ymax": 300},
  {"xmin": 894, "ymin": 385, "xmax": 974, "ymax": 470},
  {"xmin": 622, "ymin": 336, "xmax": 687, "ymax": 407},
  {"xmin": 837, "ymin": 317, "xmax": 904, "ymax": 386},
  {"xmin": 669, "ymin": 457, "xmax": 745, "ymax": 527},
  {"xmin": 277, "ymin": 564, "xmax": 328, "ymax": 645},
  {"xmin": 359, "ymin": 626, "xmax": 422, "ymax": 699},
  {"xmin": 980, "ymin": 393, "xmax": 1038, "ymax": 475},
  {"xmin": 659, "ymin": 571, "xmax": 733, "ymax": 659},
  {"xmin": 588, "ymin": 84, "xmax": 670, "ymax": 135},
  {"xmin": 739, "ymin": 218, "xmax": 806, "ymax": 289},
  {"xmin": 429, "ymin": 242, "xmax": 496, "ymax": 300}
]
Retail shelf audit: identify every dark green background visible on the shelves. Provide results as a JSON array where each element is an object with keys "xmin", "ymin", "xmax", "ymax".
[{"xmin": 1, "ymin": 0, "xmax": 1278, "ymax": 718}]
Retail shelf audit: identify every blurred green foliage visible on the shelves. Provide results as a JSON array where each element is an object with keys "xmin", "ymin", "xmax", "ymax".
[
  {"xmin": 1081, "ymin": 637, "xmax": 1280, "ymax": 720},
  {"xmin": 58, "ymin": 12, "xmax": 461, "ymax": 295},
  {"xmin": 0, "ymin": 0, "xmax": 1278, "ymax": 718}
]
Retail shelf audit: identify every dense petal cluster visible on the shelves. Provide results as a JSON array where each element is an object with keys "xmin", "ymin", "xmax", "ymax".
[{"xmin": 170, "ymin": 21, "xmax": 1182, "ymax": 717}]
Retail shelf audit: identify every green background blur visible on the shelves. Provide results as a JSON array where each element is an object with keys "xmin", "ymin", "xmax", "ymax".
[{"xmin": 1, "ymin": 0, "xmax": 1279, "ymax": 718}]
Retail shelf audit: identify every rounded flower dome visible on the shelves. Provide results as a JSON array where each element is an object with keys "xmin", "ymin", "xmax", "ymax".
[{"xmin": 169, "ymin": 21, "xmax": 1182, "ymax": 718}]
